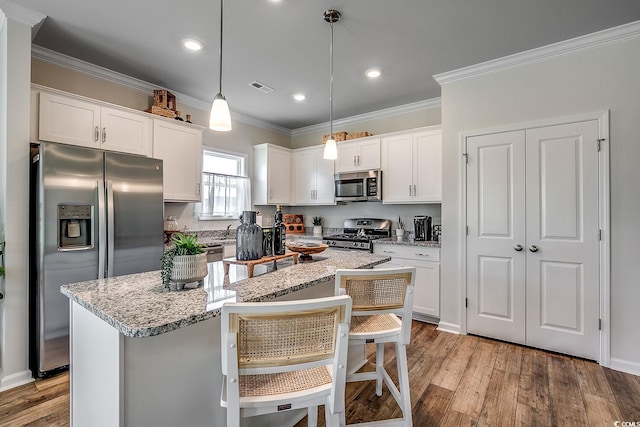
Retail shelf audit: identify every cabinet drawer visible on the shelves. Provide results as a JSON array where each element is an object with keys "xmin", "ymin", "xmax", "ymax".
[{"xmin": 373, "ymin": 244, "xmax": 440, "ymax": 262}]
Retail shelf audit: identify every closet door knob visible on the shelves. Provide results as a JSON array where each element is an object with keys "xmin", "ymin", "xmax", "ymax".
[
  {"xmin": 514, "ymin": 244, "xmax": 523, "ymax": 252},
  {"xmin": 529, "ymin": 245, "xmax": 539, "ymax": 253}
]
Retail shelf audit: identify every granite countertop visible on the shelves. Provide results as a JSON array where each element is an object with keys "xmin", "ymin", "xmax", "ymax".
[
  {"xmin": 60, "ymin": 249, "xmax": 390, "ymax": 338},
  {"xmin": 374, "ymin": 236, "xmax": 441, "ymax": 248}
]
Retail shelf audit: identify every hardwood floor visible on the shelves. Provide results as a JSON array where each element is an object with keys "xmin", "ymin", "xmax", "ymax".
[{"xmin": 1, "ymin": 321, "xmax": 639, "ymax": 426}]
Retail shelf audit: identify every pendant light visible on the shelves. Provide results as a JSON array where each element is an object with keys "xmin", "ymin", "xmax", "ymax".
[
  {"xmin": 209, "ymin": 0, "xmax": 232, "ymax": 131},
  {"xmin": 322, "ymin": 9, "xmax": 341, "ymax": 160}
]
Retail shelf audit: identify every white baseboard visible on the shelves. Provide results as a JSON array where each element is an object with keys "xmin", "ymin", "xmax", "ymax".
[
  {"xmin": 609, "ymin": 358, "xmax": 640, "ymax": 376},
  {"xmin": 437, "ymin": 322, "xmax": 461, "ymax": 335},
  {"xmin": 0, "ymin": 370, "xmax": 34, "ymax": 392}
]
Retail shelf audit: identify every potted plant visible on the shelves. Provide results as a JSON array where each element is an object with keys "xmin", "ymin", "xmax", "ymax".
[
  {"xmin": 312, "ymin": 216, "xmax": 323, "ymax": 237},
  {"xmin": 396, "ymin": 216, "xmax": 405, "ymax": 239},
  {"xmin": 161, "ymin": 233, "xmax": 207, "ymax": 290}
]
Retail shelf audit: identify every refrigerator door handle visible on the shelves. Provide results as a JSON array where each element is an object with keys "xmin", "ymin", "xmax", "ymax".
[
  {"xmin": 106, "ymin": 180, "xmax": 115, "ymax": 277},
  {"xmin": 97, "ymin": 180, "xmax": 106, "ymax": 279}
]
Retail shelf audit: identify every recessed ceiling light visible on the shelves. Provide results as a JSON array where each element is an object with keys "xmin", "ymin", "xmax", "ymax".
[
  {"xmin": 293, "ymin": 93, "xmax": 306, "ymax": 101},
  {"xmin": 182, "ymin": 38, "xmax": 203, "ymax": 51},
  {"xmin": 366, "ymin": 68, "xmax": 382, "ymax": 79}
]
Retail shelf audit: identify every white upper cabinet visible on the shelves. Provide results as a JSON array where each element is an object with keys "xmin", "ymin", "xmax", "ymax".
[
  {"xmin": 334, "ymin": 137, "xmax": 381, "ymax": 173},
  {"xmin": 253, "ymin": 144, "xmax": 292, "ymax": 205},
  {"xmin": 381, "ymin": 126, "xmax": 442, "ymax": 203},
  {"xmin": 152, "ymin": 119, "xmax": 202, "ymax": 202},
  {"xmin": 293, "ymin": 145, "xmax": 335, "ymax": 205},
  {"xmin": 38, "ymin": 91, "xmax": 152, "ymax": 156}
]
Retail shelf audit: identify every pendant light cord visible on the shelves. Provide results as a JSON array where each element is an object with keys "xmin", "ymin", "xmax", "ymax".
[
  {"xmin": 329, "ymin": 20, "xmax": 334, "ymax": 139},
  {"xmin": 219, "ymin": 0, "xmax": 224, "ymax": 95}
]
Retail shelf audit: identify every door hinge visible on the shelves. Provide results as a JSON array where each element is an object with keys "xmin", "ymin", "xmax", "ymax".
[
  {"xmin": 463, "ymin": 153, "xmax": 469, "ymax": 164},
  {"xmin": 597, "ymin": 138, "xmax": 605, "ymax": 152},
  {"xmin": 599, "ymin": 318, "xmax": 602, "ymax": 330},
  {"xmin": 599, "ymin": 229, "xmax": 603, "ymax": 240},
  {"xmin": 466, "ymin": 225, "xmax": 469, "ymax": 235},
  {"xmin": 465, "ymin": 298, "xmax": 468, "ymax": 308}
]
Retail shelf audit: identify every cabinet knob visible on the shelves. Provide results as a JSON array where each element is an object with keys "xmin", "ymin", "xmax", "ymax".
[
  {"xmin": 102, "ymin": 127, "xmax": 106, "ymax": 143},
  {"xmin": 95, "ymin": 126, "xmax": 99, "ymax": 142}
]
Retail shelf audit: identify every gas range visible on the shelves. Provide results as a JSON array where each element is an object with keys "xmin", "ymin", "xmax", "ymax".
[{"xmin": 324, "ymin": 218, "xmax": 392, "ymax": 251}]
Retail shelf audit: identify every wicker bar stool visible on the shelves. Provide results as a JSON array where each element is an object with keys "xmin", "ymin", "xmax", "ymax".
[
  {"xmin": 220, "ymin": 295, "xmax": 352, "ymax": 427},
  {"xmin": 335, "ymin": 267, "xmax": 416, "ymax": 427}
]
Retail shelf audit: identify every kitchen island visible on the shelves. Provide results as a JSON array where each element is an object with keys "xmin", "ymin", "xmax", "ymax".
[{"xmin": 61, "ymin": 249, "xmax": 390, "ymax": 427}]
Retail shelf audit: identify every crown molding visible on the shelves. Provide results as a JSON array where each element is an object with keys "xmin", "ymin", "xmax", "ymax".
[
  {"xmin": 291, "ymin": 98, "xmax": 441, "ymax": 136},
  {"xmin": 434, "ymin": 20, "xmax": 640, "ymax": 85},
  {"xmin": 31, "ymin": 45, "xmax": 441, "ymax": 137},
  {"xmin": 31, "ymin": 45, "xmax": 292, "ymax": 135}
]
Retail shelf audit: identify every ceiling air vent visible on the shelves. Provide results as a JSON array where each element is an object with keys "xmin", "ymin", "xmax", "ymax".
[{"xmin": 249, "ymin": 81, "xmax": 275, "ymax": 94}]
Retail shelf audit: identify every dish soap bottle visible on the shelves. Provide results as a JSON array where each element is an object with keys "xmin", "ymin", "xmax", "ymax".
[{"xmin": 272, "ymin": 205, "xmax": 286, "ymax": 255}]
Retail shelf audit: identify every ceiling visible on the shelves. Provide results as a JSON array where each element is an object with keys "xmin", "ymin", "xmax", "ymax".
[{"xmin": 10, "ymin": 0, "xmax": 640, "ymax": 130}]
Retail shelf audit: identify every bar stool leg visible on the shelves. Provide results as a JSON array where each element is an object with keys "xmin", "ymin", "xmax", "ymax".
[
  {"xmin": 308, "ymin": 405, "xmax": 318, "ymax": 427},
  {"xmin": 395, "ymin": 342, "xmax": 412, "ymax": 427},
  {"xmin": 375, "ymin": 343, "xmax": 384, "ymax": 397}
]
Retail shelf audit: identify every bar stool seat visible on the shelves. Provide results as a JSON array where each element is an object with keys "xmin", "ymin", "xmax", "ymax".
[
  {"xmin": 220, "ymin": 295, "xmax": 352, "ymax": 427},
  {"xmin": 335, "ymin": 267, "xmax": 416, "ymax": 427}
]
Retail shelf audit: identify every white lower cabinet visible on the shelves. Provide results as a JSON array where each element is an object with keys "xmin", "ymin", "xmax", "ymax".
[{"xmin": 373, "ymin": 244, "xmax": 440, "ymax": 321}]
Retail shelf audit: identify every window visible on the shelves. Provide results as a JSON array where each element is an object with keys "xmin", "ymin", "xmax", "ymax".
[{"xmin": 196, "ymin": 150, "xmax": 251, "ymax": 219}]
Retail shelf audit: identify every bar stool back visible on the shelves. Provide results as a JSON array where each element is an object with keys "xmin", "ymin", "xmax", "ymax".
[
  {"xmin": 335, "ymin": 267, "xmax": 416, "ymax": 427},
  {"xmin": 220, "ymin": 295, "xmax": 352, "ymax": 427}
]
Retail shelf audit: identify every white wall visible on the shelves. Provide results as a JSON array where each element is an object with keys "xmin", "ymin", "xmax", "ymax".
[
  {"xmin": 0, "ymin": 13, "xmax": 34, "ymax": 390},
  {"xmin": 440, "ymin": 36, "xmax": 640, "ymax": 372}
]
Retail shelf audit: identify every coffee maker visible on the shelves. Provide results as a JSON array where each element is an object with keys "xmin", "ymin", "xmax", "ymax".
[{"xmin": 413, "ymin": 215, "xmax": 432, "ymax": 241}]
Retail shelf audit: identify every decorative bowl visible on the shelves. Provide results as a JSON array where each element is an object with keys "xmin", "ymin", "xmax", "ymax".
[{"xmin": 285, "ymin": 241, "xmax": 328, "ymax": 261}]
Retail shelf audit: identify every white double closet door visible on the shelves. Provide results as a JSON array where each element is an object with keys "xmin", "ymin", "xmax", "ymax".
[{"xmin": 466, "ymin": 120, "xmax": 600, "ymax": 360}]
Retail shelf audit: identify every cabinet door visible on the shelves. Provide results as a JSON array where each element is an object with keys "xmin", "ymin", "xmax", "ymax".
[
  {"xmin": 413, "ymin": 129, "xmax": 442, "ymax": 202},
  {"xmin": 152, "ymin": 120, "xmax": 202, "ymax": 202},
  {"xmin": 381, "ymin": 134, "xmax": 414, "ymax": 203},
  {"xmin": 314, "ymin": 151, "xmax": 336, "ymax": 204},
  {"xmin": 293, "ymin": 149, "xmax": 315, "ymax": 204},
  {"xmin": 39, "ymin": 92, "xmax": 101, "ymax": 148},
  {"xmin": 413, "ymin": 262, "xmax": 440, "ymax": 317},
  {"xmin": 267, "ymin": 146, "xmax": 291, "ymax": 204},
  {"xmin": 335, "ymin": 141, "xmax": 359, "ymax": 173},
  {"xmin": 100, "ymin": 107, "xmax": 152, "ymax": 156},
  {"xmin": 357, "ymin": 138, "xmax": 381, "ymax": 171}
]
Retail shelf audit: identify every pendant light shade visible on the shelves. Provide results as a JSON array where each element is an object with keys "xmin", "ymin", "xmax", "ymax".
[
  {"xmin": 324, "ymin": 138, "xmax": 338, "ymax": 160},
  {"xmin": 210, "ymin": 0, "xmax": 232, "ymax": 131},
  {"xmin": 209, "ymin": 93, "xmax": 231, "ymax": 131},
  {"xmin": 322, "ymin": 9, "xmax": 341, "ymax": 160}
]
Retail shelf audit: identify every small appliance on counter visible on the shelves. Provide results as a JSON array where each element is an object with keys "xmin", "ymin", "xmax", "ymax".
[{"xmin": 413, "ymin": 215, "xmax": 432, "ymax": 241}]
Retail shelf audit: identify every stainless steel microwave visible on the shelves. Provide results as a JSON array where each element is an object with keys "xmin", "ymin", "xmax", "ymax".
[{"xmin": 334, "ymin": 170, "xmax": 382, "ymax": 202}]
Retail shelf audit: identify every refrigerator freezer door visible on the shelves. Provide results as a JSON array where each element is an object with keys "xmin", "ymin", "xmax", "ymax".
[
  {"xmin": 34, "ymin": 143, "xmax": 104, "ymax": 375},
  {"xmin": 105, "ymin": 152, "xmax": 164, "ymax": 276}
]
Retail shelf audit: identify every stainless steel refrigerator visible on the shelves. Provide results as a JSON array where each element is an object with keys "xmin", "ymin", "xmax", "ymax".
[{"xmin": 30, "ymin": 142, "xmax": 164, "ymax": 377}]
